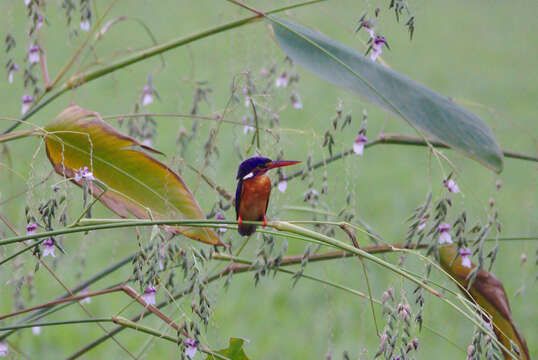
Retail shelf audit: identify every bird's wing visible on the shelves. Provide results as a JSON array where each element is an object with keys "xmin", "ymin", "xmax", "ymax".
[{"xmin": 235, "ymin": 180, "xmax": 243, "ymax": 219}]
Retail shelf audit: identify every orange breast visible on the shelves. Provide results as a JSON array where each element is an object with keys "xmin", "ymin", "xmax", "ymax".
[{"xmin": 239, "ymin": 175, "xmax": 272, "ymax": 221}]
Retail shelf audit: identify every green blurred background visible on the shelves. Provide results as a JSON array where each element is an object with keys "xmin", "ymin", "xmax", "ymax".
[{"xmin": 0, "ymin": 0, "xmax": 536, "ymax": 359}]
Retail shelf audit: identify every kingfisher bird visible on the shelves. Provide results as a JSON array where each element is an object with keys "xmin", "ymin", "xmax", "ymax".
[{"xmin": 235, "ymin": 156, "xmax": 301, "ymax": 236}]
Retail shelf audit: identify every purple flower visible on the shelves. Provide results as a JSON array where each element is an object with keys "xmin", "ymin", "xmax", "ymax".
[
  {"xmin": 417, "ymin": 217, "xmax": 427, "ymax": 231},
  {"xmin": 37, "ymin": 15, "xmax": 44, "ymax": 30},
  {"xmin": 185, "ymin": 338, "xmax": 198, "ymax": 359},
  {"xmin": 141, "ymin": 85, "xmax": 154, "ymax": 106},
  {"xmin": 278, "ymin": 176, "xmax": 287, "ymax": 193},
  {"xmin": 80, "ymin": 19, "xmax": 90, "ymax": 31},
  {"xmin": 243, "ymin": 87, "xmax": 253, "ymax": 107},
  {"xmin": 443, "ymin": 179, "xmax": 460, "ymax": 193},
  {"xmin": 142, "ymin": 286, "xmax": 156, "ymax": 305},
  {"xmin": 32, "ymin": 326, "xmax": 41, "ymax": 335},
  {"xmin": 370, "ymin": 36, "xmax": 387, "ymax": 61},
  {"xmin": 8, "ymin": 63, "xmax": 19, "ymax": 84},
  {"xmin": 242, "ymin": 116, "xmax": 254, "ymax": 134},
  {"xmin": 291, "ymin": 93, "xmax": 302, "ymax": 109},
  {"xmin": 215, "ymin": 212, "xmax": 227, "ymax": 233},
  {"xmin": 26, "ymin": 222, "xmax": 38, "ymax": 235},
  {"xmin": 459, "ymin": 248, "xmax": 472, "ymax": 268},
  {"xmin": 42, "ymin": 238, "xmax": 55, "ymax": 258},
  {"xmin": 353, "ymin": 134, "xmax": 368, "ymax": 155},
  {"xmin": 24, "ymin": 0, "xmax": 31, "ymax": 6},
  {"xmin": 358, "ymin": 19, "xmax": 375, "ymax": 38},
  {"xmin": 142, "ymin": 138, "xmax": 152, "ymax": 147},
  {"xmin": 28, "ymin": 44, "xmax": 41, "ymax": 64},
  {"xmin": 275, "ymin": 72, "xmax": 288, "ymax": 88},
  {"xmin": 438, "ymin": 223, "xmax": 452, "ymax": 244},
  {"xmin": 80, "ymin": 287, "xmax": 91, "ymax": 304},
  {"xmin": 22, "ymin": 95, "xmax": 34, "ymax": 115},
  {"xmin": 74, "ymin": 166, "xmax": 95, "ymax": 182},
  {"xmin": 0, "ymin": 342, "xmax": 8, "ymax": 357}
]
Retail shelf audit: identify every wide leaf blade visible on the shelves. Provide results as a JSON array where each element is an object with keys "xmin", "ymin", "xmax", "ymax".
[
  {"xmin": 44, "ymin": 105, "xmax": 221, "ymax": 245},
  {"xmin": 268, "ymin": 16, "xmax": 503, "ymax": 172}
]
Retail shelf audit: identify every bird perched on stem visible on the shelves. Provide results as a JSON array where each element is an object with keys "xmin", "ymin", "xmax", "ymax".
[{"xmin": 235, "ymin": 156, "xmax": 301, "ymax": 236}]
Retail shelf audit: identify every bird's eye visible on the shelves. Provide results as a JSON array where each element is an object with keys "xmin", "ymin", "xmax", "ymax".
[{"xmin": 259, "ymin": 163, "xmax": 268, "ymax": 169}]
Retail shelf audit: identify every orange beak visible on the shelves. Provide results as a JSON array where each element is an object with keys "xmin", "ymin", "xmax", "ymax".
[{"xmin": 266, "ymin": 160, "xmax": 301, "ymax": 170}]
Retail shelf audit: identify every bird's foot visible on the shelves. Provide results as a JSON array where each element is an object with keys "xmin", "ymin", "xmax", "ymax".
[
  {"xmin": 263, "ymin": 215, "xmax": 267, "ymax": 227},
  {"xmin": 238, "ymin": 216, "xmax": 243, "ymax": 227}
]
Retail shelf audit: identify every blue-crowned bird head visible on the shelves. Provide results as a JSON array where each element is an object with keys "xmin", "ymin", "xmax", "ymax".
[{"xmin": 236, "ymin": 156, "xmax": 301, "ymax": 181}]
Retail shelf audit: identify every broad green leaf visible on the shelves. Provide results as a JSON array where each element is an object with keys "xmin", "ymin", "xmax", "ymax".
[
  {"xmin": 439, "ymin": 246, "xmax": 529, "ymax": 359},
  {"xmin": 205, "ymin": 338, "xmax": 249, "ymax": 360},
  {"xmin": 44, "ymin": 105, "xmax": 221, "ymax": 245},
  {"xmin": 268, "ymin": 17, "xmax": 504, "ymax": 172}
]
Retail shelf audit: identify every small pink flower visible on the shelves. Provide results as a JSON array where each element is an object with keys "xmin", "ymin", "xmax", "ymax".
[
  {"xmin": 215, "ymin": 212, "xmax": 227, "ymax": 233},
  {"xmin": 74, "ymin": 166, "xmax": 95, "ymax": 182},
  {"xmin": 8, "ymin": 63, "xmax": 19, "ymax": 84},
  {"xmin": 80, "ymin": 19, "xmax": 90, "ymax": 31},
  {"xmin": 370, "ymin": 36, "xmax": 388, "ymax": 61},
  {"xmin": 142, "ymin": 286, "xmax": 156, "ymax": 305},
  {"xmin": 459, "ymin": 248, "xmax": 472, "ymax": 268},
  {"xmin": 28, "ymin": 44, "xmax": 41, "ymax": 64},
  {"xmin": 37, "ymin": 15, "xmax": 44, "ymax": 30},
  {"xmin": 358, "ymin": 19, "xmax": 375, "ymax": 38},
  {"xmin": 32, "ymin": 326, "xmax": 41, "ymax": 335},
  {"xmin": 243, "ymin": 87, "xmax": 252, "ymax": 107},
  {"xmin": 0, "ymin": 342, "xmax": 8, "ymax": 357},
  {"xmin": 42, "ymin": 238, "xmax": 55, "ymax": 258},
  {"xmin": 141, "ymin": 85, "xmax": 154, "ymax": 106},
  {"xmin": 80, "ymin": 287, "xmax": 91, "ymax": 304},
  {"xmin": 185, "ymin": 338, "xmax": 198, "ymax": 359},
  {"xmin": 438, "ymin": 223, "xmax": 452, "ymax": 244},
  {"xmin": 242, "ymin": 116, "xmax": 254, "ymax": 134},
  {"xmin": 275, "ymin": 72, "xmax": 288, "ymax": 88},
  {"xmin": 26, "ymin": 222, "xmax": 38, "ymax": 235},
  {"xmin": 22, "ymin": 95, "xmax": 34, "ymax": 115},
  {"xmin": 291, "ymin": 93, "xmax": 302, "ymax": 109},
  {"xmin": 443, "ymin": 179, "xmax": 460, "ymax": 193},
  {"xmin": 353, "ymin": 134, "xmax": 368, "ymax": 155},
  {"xmin": 417, "ymin": 217, "xmax": 427, "ymax": 231},
  {"xmin": 278, "ymin": 177, "xmax": 287, "ymax": 193},
  {"xmin": 142, "ymin": 138, "xmax": 152, "ymax": 147},
  {"xmin": 24, "ymin": 0, "xmax": 31, "ymax": 6}
]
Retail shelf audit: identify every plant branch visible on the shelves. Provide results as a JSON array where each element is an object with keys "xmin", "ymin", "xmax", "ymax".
[{"xmin": 285, "ymin": 133, "xmax": 537, "ymax": 182}]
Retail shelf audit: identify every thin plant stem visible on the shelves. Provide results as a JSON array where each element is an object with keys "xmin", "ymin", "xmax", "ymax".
[
  {"xmin": 0, "ymin": 318, "xmax": 112, "ymax": 331},
  {"xmin": 339, "ymin": 224, "xmax": 379, "ymax": 336}
]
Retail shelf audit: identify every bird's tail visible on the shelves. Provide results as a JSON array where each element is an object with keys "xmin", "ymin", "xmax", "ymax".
[{"xmin": 238, "ymin": 223, "xmax": 257, "ymax": 236}]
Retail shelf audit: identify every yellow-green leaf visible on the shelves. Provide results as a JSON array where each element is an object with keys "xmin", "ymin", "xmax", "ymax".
[
  {"xmin": 205, "ymin": 338, "xmax": 249, "ymax": 360},
  {"xmin": 439, "ymin": 245, "xmax": 529, "ymax": 359},
  {"xmin": 44, "ymin": 105, "xmax": 221, "ymax": 245}
]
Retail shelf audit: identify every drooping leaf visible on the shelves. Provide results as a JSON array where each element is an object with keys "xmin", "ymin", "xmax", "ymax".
[
  {"xmin": 44, "ymin": 105, "xmax": 221, "ymax": 245},
  {"xmin": 205, "ymin": 338, "xmax": 249, "ymax": 360},
  {"xmin": 268, "ymin": 17, "xmax": 504, "ymax": 172},
  {"xmin": 439, "ymin": 245, "xmax": 529, "ymax": 360}
]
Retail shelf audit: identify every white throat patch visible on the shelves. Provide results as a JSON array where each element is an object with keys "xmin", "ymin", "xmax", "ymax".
[{"xmin": 242, "ymin": 172, "xmax": 254, "ymax": 180}]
